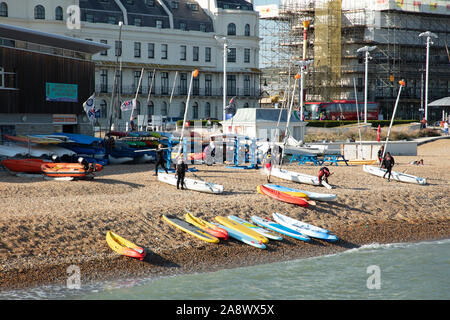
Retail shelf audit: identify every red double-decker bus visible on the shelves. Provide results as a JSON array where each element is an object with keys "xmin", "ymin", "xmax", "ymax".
[{"xmin": 304, "ymin": 100, "xmax": 379, "ymax": 120}]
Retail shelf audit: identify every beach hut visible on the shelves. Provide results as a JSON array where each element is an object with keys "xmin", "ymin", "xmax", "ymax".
[{"xmin": 220, "ymin": 108, "xmax": 308, "ymax": 142}]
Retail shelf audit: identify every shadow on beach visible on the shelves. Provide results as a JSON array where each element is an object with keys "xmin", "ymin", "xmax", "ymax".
[
  {"xmin": 91, "ymin": 177, "xmax": 145, "ymax": 188},
  {"xmin": 142, "ymin": 248, "xmax": 180, "ymax": 268}
]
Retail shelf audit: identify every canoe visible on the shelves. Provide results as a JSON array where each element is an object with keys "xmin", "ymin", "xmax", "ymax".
[
  {"xmin": 270, "ymin": 167, "xmax": 333, "ymax": 189},
  {"xmin": 106, "ymin": 231, "xmax": 146, "ymax": 260},
  {"xmin": 272, "ymin": 212, "xmax": 338, "ymax": 242},
  {"xmin": 1, "ymin": 159, "xmax": 49, "ymax": 173},
  {"xmin": 215, "ymin": 216, "xmax": 269, "ymax": 244},
  {"xmin": 347, "ymin": 159, "xmax": 377, "ymax": 165},
  {"xmin": 227, "ymin": 215, "xmax": 283, "ymax": 241},
  {"xmin": 0, "ymin": 145, "xmax": 27, "ymax": 157},
  {"xmin": 363, "ymin": 165, "xmax": 427, "ymax": 185},
  {"xmin": 157, "ymin": 172, "xmax": 223, "ymax": 194},
  {"xmin": 162, "ymin": 214, "xmax": 219, "ymax": 243},
  {"xmin": 265, "ymin": 184, "xmax": 337, "ymax": 202},
  {"xmin": 257, "ymin": 185, "xmax": 311, "ymax": 207},
  {"xmin": 211, "ymin": 222, "xmax": 266, "ymax": 249},
  {"xmin": 185, "ymin": 211, "xmax": 228, "ymax": 240},
  {"xmin": 41, "ymin": 162, "xmax": 103, "ymax": 178},
  {"xmin": 4, "ymin": 134, "xmax": 62, "ymax": 144},
  {"xmin": 251, "ymin": 216, "xmax": 310, "ymax": 242}
]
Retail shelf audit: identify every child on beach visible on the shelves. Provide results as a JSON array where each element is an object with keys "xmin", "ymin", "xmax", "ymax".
[
  {"xmin": 382, "ymin": 152, "xmax": 395, "ymax": 182},
  {"xmin": 175, "ymin": 157, "xmax": 188, "ymax": 190},
  {"xmin": 263, "ymin": 153, "xmax": 273, "ymax": 183},
  {"xmin": 318, "ymin": 167, "xmax": 331, "ymax": 185}
]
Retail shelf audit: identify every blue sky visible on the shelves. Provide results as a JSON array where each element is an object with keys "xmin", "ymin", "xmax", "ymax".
[{"xmin": 253, "ymin": 0, "xmax": 280, "ymax": 6}]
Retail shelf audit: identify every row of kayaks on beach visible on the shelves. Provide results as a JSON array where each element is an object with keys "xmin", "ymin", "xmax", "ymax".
[{"xmin": 106, "ymin": 212, "xmax": 338, "ymax": 260}]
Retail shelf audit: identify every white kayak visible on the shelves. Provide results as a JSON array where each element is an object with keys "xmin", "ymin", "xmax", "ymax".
[
  {"xmin": 272, "ymin": 212, "xmax": 338, "ymax": 242},
  {"xmin": 157, "ymin": 172, "xmax": 224, "ymax": 194},
  {"xmin": 228, "ymin": 215, "xmax": 283, "ymax": 241},
  {"xmin": 363, "ymin": 165, "xmax": 427, "ymax": 185},
  {"xmin": 270, "ymin": 167, "xmax": 333, "ymax": 189},
  {"xmin": 265, "ymin": 184, "xmax": 337, "ymax": 202}
]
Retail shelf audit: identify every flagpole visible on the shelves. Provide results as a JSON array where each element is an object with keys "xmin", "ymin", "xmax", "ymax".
[
  {"xmin": 280, "ymin": 74, "xmax": 299, "ymax": 169},
  {"xmin": 129, "ymin": 67, "xmax": 144, "ymax": 127}
]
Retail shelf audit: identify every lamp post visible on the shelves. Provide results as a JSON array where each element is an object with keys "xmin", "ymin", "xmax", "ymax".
[
  {"xmin": 356, "ymin": 45, "xmax": 377, "ymax": 123},
  {"xmin": 214, "ymin": 36, "xmax": 228, "ymax": 122},
  {"xmin": 108, "ymin": 20, "xmax": 123, "ymax": 133},
  {"xmin": 296, "ymin": 59, "xmax": 313, "ymax": 121},
  {"xmin": 419, "ymin": 31, "xmax": 438, "ymax": 123}
]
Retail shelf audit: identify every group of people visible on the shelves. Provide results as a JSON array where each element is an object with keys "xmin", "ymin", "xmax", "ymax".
[
  {"xmin": 153, "ymin": 144, "xmax": 188, "ymax": 190},
  {"xmin": 50, "ymin": 154, "xmax": 93, "ymax": 172}
]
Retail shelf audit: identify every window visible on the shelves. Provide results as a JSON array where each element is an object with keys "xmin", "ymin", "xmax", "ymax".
[
  {"xmin": 179, "ymin": 22, "xmax": 187, "ymax": 31},
  {"xmin": 161, "ymin": 72, "xmax": 169, "ymax": 94},
  {"xmin": 161, "ymin": 44, "xmax": 168, "ymax": 59},
  {"xmin": 0, "ymin": 2, "xmax": 7, "ymax": 17},
  {"xmin": 0, "ymin": 67, "xmax": 17, "ymax": 89},
  {"xmin": 244, "ymin": 75, "xmax": 250, "ymax": 96},
  {"xmin": 205, "ymin": 47, "xmax": 211, "ymax": 62},
  {"xmin": 148, "ymin": 71, "xmax": 155, "ymax": 94},
  {"xmin": 193, "ymin": 102, "xmax": 199, "ymax": 119},
  {"xmin": 100, "ymin": 100, "xmax": 107, "ymax": 118},
  {"xmin": 227, "ymin": 75, "xmax": 236, "ymax": 96},
  {"xmin": 55, "ymin": 6, "xmax": 63, "ymax": 20},
  {"xmin": 245, "ymin": 24, "xmax": 250, "ymax": 36},
  {"xmin": 145, "ymin": 0, "xmax": 155, "ymax": 6},
  {"xmin": 193, "ymin": 46, "xmax": 199, "ymax": 61},
  {"xmin": 156, "ymin": 20, "xmax": 163, "ymax": 28},
  {"xmin": 193, "ymin": 78, "xmax": 199, "ymax": 95},
  {"xmin": 227, "ymin": 48, "xmax": 236, "ymax": 63},
  {"xmin": 148, "ymin": 101, "xmax": 154, "ymax": 116},
  {"xmin": 134, "ymin": 42, "xmax": 141, "ymax": 58},
  {"xmin": 34, "ymin": 5, "xmax": 45, "ymax": 19},
  {"xmin": 180, "ymin": 102, "xmax": 186, "ymax": 117},
  {"xmin": 244, "ymin": 48, "xmax": 250, "ymax": 63},
  {"xmin": 134, "ymin": 18, "xmax": 142, "ymax": 26},
  {"xmin": 148, "ymin": 43, "xmax": 154, "ymax": 58},
  {"xmin": 180, "ymin": 45, "xmax": 186, "ymax": 60},
  {"xmin": 227, "ymin": 23, "xmax": 236, "ymax": 36},
  {"xmin": 205, "ymin": 74, "xmax": 212, "ymax": 96},
  {"xmin": 161, "ymin": 102, "xmax": 168, "ymax": 116},
  {"xmin": 100, "ymin": 40, "xmax": 108, "ymax": 56},
  {"xmin": 134, "ymin": 70, "xmax": 142, "ymax": 93},
  {"xmin": 171, "ymin": 1, "xmax": 179, "ymax": 9},
  {"xmin": 205, "ymin": 102, "xmax": 211, "ymax": 118},
  {"xmin": 188, "ymin": 3, "xmax": 198, "ymax": 11},
  {"xmin": 85, "ymin": 13, "xmax": 94, "ymax": 23},
  {"xmin": 100, "ymin": 69, "xmax": 108, "ymax": 92},
  {"xmin": 115, "ymin": 40, "xmax": 122, "ymax": 57},
  {"xmin": 126, "ymin": 0, "xmax": 134, "ymax": 5},
  {"xmin": 180, "ymin": 73, "xmax": 187, "ymax": 95},
  {"xmin": 108, "ymin": 16, "xmax": 116, "ymax": 24},
  {"xmin": 200, "ymin": 23, "xmax": 206, "ymax": 32}
]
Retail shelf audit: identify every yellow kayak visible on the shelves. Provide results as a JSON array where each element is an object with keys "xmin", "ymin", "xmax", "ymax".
[
  {"xmin": 106, "ymin": 231, "xmax": 146, "ymax": 260},
  {"xmin": 215, "ymin": 216, "xmax": 269, "ymax": 244},
  {"xmin": 185, "ymin": 212, "xmax": 229, "ymax": 240},
  {"xmin": 162, "ymin": 214, "xmax": 219, "ymax": 244},
  {"xmin": 282, "ymin": 191, "xmax": 309, "ymax": 199},
  {"xmin": 347, "ymin": 159, "xmax": 377, "ymax": 165}
]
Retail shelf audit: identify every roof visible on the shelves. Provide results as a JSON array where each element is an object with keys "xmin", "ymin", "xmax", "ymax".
[
  {"xmin": 428, "ymin": 97, "xmax": 450, "ymax": 107},
  {"xmin": 217, "ymin": 0, "xmax": 254, "ymax": 11},
  {"xmin": 0, "ymin": 23, "xmax": 110, "ymax": 54},
  {"xmin": 223, "ymin": 108, "xmax": 303, "ymax": 123}
]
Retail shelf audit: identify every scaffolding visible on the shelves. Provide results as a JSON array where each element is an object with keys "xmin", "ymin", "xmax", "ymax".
[{"xmin": 258, "ymin": 0, "xmax": 450, "ymax": 120}]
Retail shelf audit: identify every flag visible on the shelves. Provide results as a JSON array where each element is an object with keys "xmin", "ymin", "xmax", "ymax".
[
  {"xmin": 121, "ymin": 99, "xmax": 136, "ymax": 111},
  {"xmin": 225, "ymin": 97, "xmax": 236, "ymax": 120},
  {"xmin": 82, "ymin": 93, "xmax": 97, "ymax": 122}
]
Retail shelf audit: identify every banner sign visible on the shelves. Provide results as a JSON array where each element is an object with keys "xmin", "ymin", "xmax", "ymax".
[{"xmin": 46, "ymin": 83, "xmax": 78, "ymax": 102}]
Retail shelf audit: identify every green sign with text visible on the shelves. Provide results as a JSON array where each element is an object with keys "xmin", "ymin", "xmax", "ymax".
[{"xmin": 46, "ymin": 83, "xmax": 78, "ymax": 102}]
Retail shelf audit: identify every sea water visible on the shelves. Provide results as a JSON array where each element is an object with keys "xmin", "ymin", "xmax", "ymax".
[{"xmin": 1, "ymin": 239, "xmax": 449, "ymax": 300}]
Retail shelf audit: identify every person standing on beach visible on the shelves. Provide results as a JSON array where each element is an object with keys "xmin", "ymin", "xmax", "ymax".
[
  {"xmin": 154, "ymin": 144, "xmax": 168, "ymax": 176},
  {"xmin": 444, "ymin": 121, "xmax": 449, "ymax": 135},
  {"xmin": 263, "ymin": 153, "xmax": 273, "ymax": 183},
  {"xmin": 318, "ymin": 166, "xmax": 331, "ymax": 185},
  {"xmin": 175, "ymin": 157, "xmax": 188, "ymax": 190},
  {"xmin": 382, "ymin": 152, "xmax": 395, "ymax": 182},
  {"xmin": 377, "ymin": 145, "xmax": 385, "ymax": 163}
]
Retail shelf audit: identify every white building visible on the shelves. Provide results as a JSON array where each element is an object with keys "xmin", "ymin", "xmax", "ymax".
[{"xmin": 0, "ymin": 0, "xmax": 261, "ymax": 130}]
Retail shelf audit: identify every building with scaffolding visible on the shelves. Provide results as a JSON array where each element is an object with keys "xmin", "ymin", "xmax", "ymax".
[{"xmin": 257, "ymin": 0, "xmax": 450, "ymax": 121}]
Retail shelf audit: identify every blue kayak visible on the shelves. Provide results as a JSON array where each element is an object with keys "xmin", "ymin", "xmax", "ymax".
[{"xmin": 251, "ymin": 216, "xmax": 310, "ymax": 242}]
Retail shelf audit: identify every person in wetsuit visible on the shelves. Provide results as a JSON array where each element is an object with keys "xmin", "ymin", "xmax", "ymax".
[
  {"xmin": 382, "ymin": 152, "xmax": 395, "ymax": 182},
  {"xmin": 175, "ymin": 157, "xmax": 188, "ymax": 190},
  {"xmin": 78, "ymin": 157, "xmax": 90, "ymax": 171},
  {"xmin": 154, "ymin": 144, "xmax": 168, "ymax": 176},
  {"xmin": 318, "ymin": 166, "xmax": 331, "ymax": 185}
]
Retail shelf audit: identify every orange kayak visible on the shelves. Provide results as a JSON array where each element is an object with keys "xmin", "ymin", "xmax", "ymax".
[
  {"xmin": 1, "ymin": 159, "xmax": 49, "ymax": 173},
  {"xmin": 257, "ymin": 185, "xmax": 310, "ymax": 207},
  {"xmin": 41, "ymin": 162, "xmax": 103, "ymax": 177}
]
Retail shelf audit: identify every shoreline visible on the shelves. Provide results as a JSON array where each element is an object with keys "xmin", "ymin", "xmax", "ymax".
[
  {"xmin": 1, "ymin": 217, "xmax": 449, "ymax": 291},
  {"xmin": 0, "ymin": 139, "xmax": 449, "ymax": 293}
]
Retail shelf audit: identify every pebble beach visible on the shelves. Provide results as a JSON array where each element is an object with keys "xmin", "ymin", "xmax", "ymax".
[{"xmin": 0, "ymin": 139, "xmax": 449, "ymax": 291}]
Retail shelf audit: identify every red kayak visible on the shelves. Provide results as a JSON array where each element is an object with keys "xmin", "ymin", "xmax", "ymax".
[
  {"xmin": 257, "ymin": 185, "xmax": 310, "ymax": 207},
  {"xmin": 41, "ymin": 162, "xmax": 103, "ymax": 178},
  {"xmin": 204, "ymin": 226, "xmax": 228, "ymax": 240},
  {"xmin": 1, "ymin": 159, "xmax": 49, "ymax": 173}
]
